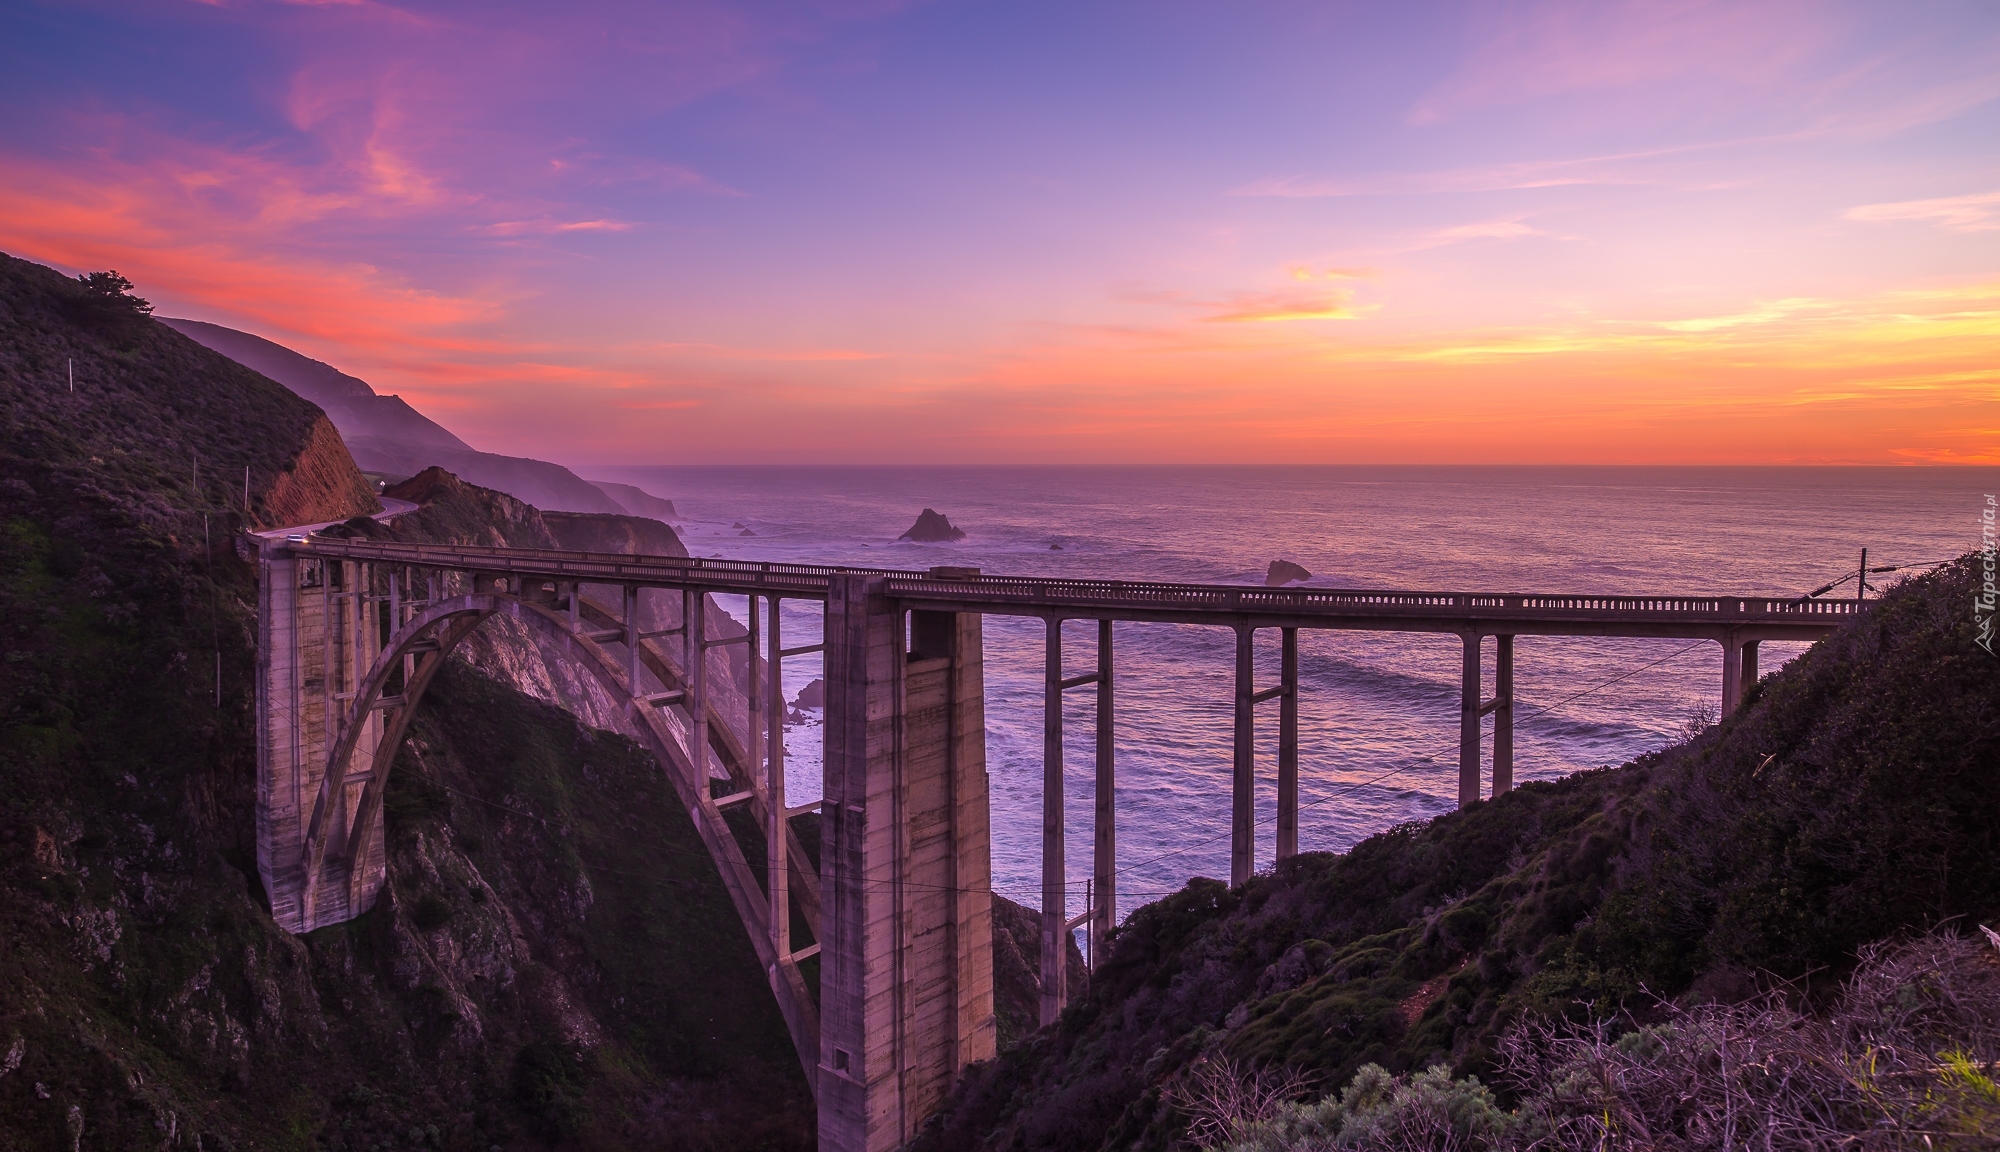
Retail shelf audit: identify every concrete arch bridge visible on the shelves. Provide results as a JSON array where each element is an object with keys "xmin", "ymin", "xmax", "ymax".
[{"xmin": 252, "ymin": 536, "xmax": 1852, "ymax": 1151}]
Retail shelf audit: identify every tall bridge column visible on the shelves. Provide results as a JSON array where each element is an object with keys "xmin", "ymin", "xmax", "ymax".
[
  {"xmin": 1720, "ymin": 636, "xmax": 1744, "ymax": 717},
  {"xmin": 1041, "ymin": 618, "xmax": 1066, "ymax": 1026},
  {"xmin": 1091, "ymin": 619, "xmax": 1116, "ymax": 969},
  {"xmin": 821, "ymin": 575, "xmax": 995, "ymax": 1152},
  {"xmin": 1231, "ymin": 625, "xmax": 1255, "ymax": 886},
  {"xmin": 1276, "ymin": 628, "xmax": 1299, "ymax": 862},
  {"xmin": 1458, "ymin": 632, "xmax": 1482, "ymax": 808},
  {"xmin": 1491, "ymin": 635, "xmax": 1514, "ymax": 797}
]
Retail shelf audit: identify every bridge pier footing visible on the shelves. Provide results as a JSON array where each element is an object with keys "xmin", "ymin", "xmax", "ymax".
[{"xmin": 822, "ymin": 575, "xmax": 996, "ymax": 1152}]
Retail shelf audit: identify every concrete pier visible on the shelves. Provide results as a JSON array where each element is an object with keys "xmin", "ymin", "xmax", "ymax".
[{"xmin": 821, "ymin": 575, "xmax": 996, "ymax": 1152}]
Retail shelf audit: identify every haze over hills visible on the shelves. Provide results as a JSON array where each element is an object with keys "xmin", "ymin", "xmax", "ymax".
[{"xmin": 161, "ymin": 317, "xmax": 675, "ymax": 520}]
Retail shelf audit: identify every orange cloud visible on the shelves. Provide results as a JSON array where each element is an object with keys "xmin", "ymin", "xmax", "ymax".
[{"xmin": 1206, "ymin": 289, "xmax": 1368, "ymax": 323}]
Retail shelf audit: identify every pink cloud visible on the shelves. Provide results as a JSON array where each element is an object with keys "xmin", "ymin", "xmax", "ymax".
[{"xmin": 1845, "ymin": 191, "xmax": 2000, "ymax": 232}]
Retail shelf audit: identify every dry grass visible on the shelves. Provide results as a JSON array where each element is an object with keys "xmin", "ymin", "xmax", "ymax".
[
  {"xmin": 1186, "ymin": 931, "xmax": 2000, "ymax": 1152},
  {"xmin": 1502, "ymin": 932, "xmax": 2000, "ymax": 1151}
]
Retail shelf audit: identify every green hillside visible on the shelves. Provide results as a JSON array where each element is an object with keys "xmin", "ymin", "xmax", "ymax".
[{"xmin": 918, "ymin": 557, "xmax": 2000, "ymax": 1151}]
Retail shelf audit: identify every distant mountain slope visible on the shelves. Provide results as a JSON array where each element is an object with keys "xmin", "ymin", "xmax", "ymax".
[
  {"xmin": 588, "ymin": 479, "xmax": 678, "ymax": 522},
  {"xmin": 159, "ymin": 317, "xmax": 470, "ymax": 452},
  {"xmin": 159, "ymin": 318, "xmax": 678, "ymax": 519}
]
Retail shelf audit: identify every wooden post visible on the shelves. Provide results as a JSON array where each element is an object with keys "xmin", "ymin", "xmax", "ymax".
[
  {"xmin": 1493, "ymin": 635, "xmax": 1514, "ymax": 796},
  {"xmin": 1040, "ymin": 617, "xmax": 1066, "ymax": 1026},
  {"xmin": 1458, "ymin": 632, "xmax": 1481, "ymax": 808},
  {"xmin": 1276, "ymin": 627, "xmax": 1299, "ymax": 861},
  {"xmin": 1231, "ymin": 624, "xmax": 1254, "ymax": 886},
  {"xmin": 1091, "ymin": 618, "xmax": 1115, "ymax": 968}
]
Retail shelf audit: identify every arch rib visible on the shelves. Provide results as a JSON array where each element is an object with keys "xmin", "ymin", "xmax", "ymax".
[
  {"xmin": 301, "ymin": 592, "xmax": 821, "ymax": 1093},
  {"xmin": 571, "ymin": 591, "xmax": 822, "ymax": 940}
]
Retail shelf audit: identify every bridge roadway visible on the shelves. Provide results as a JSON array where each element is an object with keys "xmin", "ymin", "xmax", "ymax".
[{"xmin": 262, "ymin": 532, "xmax": 1855, "ymax": 1152}]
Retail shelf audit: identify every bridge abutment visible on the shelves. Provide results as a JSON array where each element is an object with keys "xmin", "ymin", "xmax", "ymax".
[
  {"xmin": 822, "ymin": 574, "xmax": 997, "ymax": 1152},
  {"xmin": 257, "ymin": 550, "xmax": 389, "ymax": 932}
]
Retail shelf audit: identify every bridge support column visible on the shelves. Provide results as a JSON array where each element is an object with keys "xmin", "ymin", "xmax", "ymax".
[
  {"xmin": 1091, "ymin": 619, "xmax": 1115, "ymax": 969},
  {"xmin": 1041, "ymin": 617, "xmax": 1066, "ymax": 1025},
  {"xmin": 1231, "ymin": 624, "xmax": 1255, "ymax": 886},
  {"xmin": 1277, "ymin": 628, "xmax": 1299, "ymax": 862},
  {"xmin": 822, "ymin": 575, "xmax": 995, "ymax": 1152},
  {"xmin": 1740, "ymin": 640, "xmax": 1759, "ymax": 706},
  {"xmin": 1720, "ymin": 636, "xmax": 1743, "ymax": 718},
  {"xmin": 1459, "ymin": 632, "xmax": 1482, "ymax": 808},
  {"xmin": 1492, "ymin": 635, "xmax": 1514, "ymax": 797}
]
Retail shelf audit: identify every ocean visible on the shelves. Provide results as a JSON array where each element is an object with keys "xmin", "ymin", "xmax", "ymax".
[{"xmin": 587, "ymin": 465, "xmax": 1993, "ymax": 925}]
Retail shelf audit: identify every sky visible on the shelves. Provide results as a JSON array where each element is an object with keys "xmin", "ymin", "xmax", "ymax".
[{"xmin": 2, "ymin": 0, "xmax": 1997, "ymax": 465}]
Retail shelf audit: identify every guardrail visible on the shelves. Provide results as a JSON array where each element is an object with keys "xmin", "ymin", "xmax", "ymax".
[{"xmin": 279, "ymin": 535, "xmax": 1859, "ymax": 627}]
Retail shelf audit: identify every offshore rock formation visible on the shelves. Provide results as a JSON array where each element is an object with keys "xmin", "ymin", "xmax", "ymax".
[
  {"xmin": 1265, "ymin": 559, "xmax": 1311, "ymax": 586},
  {"xmin": 900, "ymin": 508, "xmax": 967, "ymax": 542}
]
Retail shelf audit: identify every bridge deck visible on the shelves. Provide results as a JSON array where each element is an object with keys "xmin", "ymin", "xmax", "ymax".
[{"xmin": 284, "ymin": 536, "xmax": 1851, "ymax": 640}]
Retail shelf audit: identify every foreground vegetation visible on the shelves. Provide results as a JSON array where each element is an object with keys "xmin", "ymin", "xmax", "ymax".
[
  {"xmin": 919, "ymin": 557, "xmax": 2000, "ymax": 1150},
  {"xmin": 1183, "ymin": 931, "xmax": 2000, "ymax": 1150}
]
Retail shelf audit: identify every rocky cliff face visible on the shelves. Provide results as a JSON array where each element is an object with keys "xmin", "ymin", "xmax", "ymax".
[
  {"xmin": 540, "ymin": 511, "xmax": 686, "ymax": 558},
  {"xmin": 259, "ymin": 413, "xmax": 381, "ymax": 528}
]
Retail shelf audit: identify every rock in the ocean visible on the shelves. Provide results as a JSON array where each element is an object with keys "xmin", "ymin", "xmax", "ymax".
[
  {"xmin": 794, "ymin": 678, "xmax": 826, "ymax": 710},
  {"xmin": 1049, "ymin": 543, "xmax": 1063, "ymax": 550},
  {"xmin": 899, "ymin": 508, "xmax": 967, "ymax": 542},
  {"xmin": 738, "ymin": 528, "xmax": 756, "ymax": 536},
  {"xmin": 1266, "ymin": 559, "xmax": 1312, "ymax": 586}
]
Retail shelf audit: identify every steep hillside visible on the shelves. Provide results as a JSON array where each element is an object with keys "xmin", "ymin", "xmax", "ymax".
[
  {"xmin": 0, "ymin": 257, "xmax": 810, "ymax": 1150},
  {"xmin": 0, "ymin": 253, "xmax": 378, "ymax": 532},
  {"xmin": 917, "ymin": 558, "xmax": 2000, "ymax": 1151},
  {"xmin": 161, "ymin": 318, "xmax": 635, "ymax": 516}
]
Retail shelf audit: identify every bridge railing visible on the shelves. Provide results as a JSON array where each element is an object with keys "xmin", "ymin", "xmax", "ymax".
[
  {"xmin": 282, "ymin": 536, "xmax": 1860, "ymax": 623},
  {"xmin": 884, "ymin": 574, "xmax": 1864, "ymax": 622}
]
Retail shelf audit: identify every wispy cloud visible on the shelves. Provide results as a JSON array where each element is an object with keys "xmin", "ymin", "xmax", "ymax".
[
  {"xmin": 483, "ymin": 217, "xmax": 636, "ymax": 235},
  {"xmin": 1845, "ymin": 191, "xmax": 2000, "ymax": 232},
  {"xmin": 1205, "ymin": 289, "xmax": 1368, "ymax": 323},
  {"xmin": 1655, "ymin": 298, "xmax": 1830, "ymax": 332}
]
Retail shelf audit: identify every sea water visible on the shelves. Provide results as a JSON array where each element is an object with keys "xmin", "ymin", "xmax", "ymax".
[{"xmin": 588, "ymin": 465, "xmax": 1992, "ymax": 923}]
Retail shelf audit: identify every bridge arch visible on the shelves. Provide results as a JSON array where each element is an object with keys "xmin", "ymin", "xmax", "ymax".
[{"xmin": 297, "ymin": 590, "xmax": 821, "ymax": 1088}]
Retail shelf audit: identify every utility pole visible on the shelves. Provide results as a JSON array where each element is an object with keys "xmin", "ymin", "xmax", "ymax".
[
  {"xmin": 68, "ymin": 358, "xmax": 73, "ymax": 393},
  {"xmin": 244, "ymin": 466, "xmax": 251, "ymax": 515},
  {"xmin": 1856, "ymin": 548, "xmax": 1868, "ymax": 607}
]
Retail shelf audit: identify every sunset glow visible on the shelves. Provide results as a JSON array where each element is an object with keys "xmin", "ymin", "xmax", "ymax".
[{"xmin": 3, "ymin": 0, "xmax": 1996, "ymax": 463}]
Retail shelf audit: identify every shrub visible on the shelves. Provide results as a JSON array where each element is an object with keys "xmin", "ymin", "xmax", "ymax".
[{"xmin": 1207, "ymin": 931, "xmax": 2000, "ymax": 1151}]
